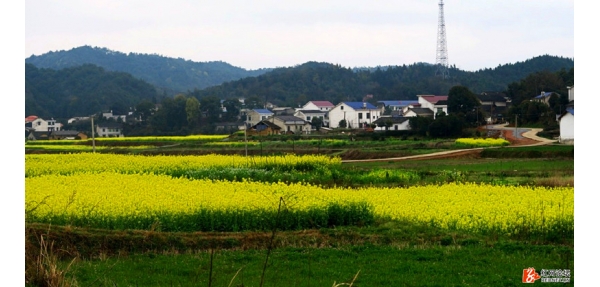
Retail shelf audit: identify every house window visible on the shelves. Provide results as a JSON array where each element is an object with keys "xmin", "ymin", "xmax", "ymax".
[
  {"xmin": 340, "ymin": 106, "xmax": 344, "ymax": 110},
  {"xmin": 366, "ymin": 112, "xmax": 370, "ymax": 119},
  {"xmin": 307, "ymin": 116, "xmax": 311, "ymax": 120},
  {"xmin": 358, "ymin": 113, "xmax": 363, "ymax": 120},
  {"xmin": 437, "ymin": 108, "xmax": 443, "ymax": 113},
  {"xmin": 103, "ymin": 128, "xmax": 106, "ymax": 132},
  {"xmin": 248, "ymin": 116, "xmax": 252, "ymax": 121},
  {"xmin": 395, "ymin": 125, "xmax": 398, "ymax": 131}
]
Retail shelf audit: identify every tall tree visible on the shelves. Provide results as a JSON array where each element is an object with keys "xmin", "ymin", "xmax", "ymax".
[
  {"xmin": 185, "ymin": 97, "xmax": 201, "ymax": 126},
  {"xmin": 447, "ymin": 86, "xmax": 480, "ymax": 115}
]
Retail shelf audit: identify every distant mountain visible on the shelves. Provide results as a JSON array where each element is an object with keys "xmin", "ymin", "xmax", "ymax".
[
  {"xmin": 25, "ymin": 46, "xmax": 271, "ymax": 94},
  {"xmin": 25, "ymin": 63, "xmax": 159, "ymax": 119},
  {"xmin": 190, "ymin": 55, "xmax": 574, "ymax": 107}
]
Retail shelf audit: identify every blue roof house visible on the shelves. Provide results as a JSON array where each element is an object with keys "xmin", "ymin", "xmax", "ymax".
[{"xmin": 328, "ymin": 102, "xmax": 382, "ymax": 129}]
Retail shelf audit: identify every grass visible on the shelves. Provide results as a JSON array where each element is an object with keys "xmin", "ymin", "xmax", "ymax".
[
  {"xmin": 345, "ymin": 158, "xmax": 574, "ymax": 187},
  {"xmin": 41, "ymin": 219, "xmax": 572, "ymax": 286},
  {"xmin": 61, "ymin": 245, "xmax": 573, "ymax": 286}
]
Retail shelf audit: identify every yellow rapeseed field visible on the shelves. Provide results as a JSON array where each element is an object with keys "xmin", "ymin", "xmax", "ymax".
[
  {"xmin": 25, "ymin": 172, "xmax": 573, "ymax": 234},
  {"xmin": 455, "ymin": 138, "xmax": 510, "ymax": 147},
  {"xmin": 25, "ymin": 153, "xmax": 341, "ymax": 177}
]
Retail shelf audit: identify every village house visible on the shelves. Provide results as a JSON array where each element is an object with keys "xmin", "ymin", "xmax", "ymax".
[
  {"xmin": 477, "ymin": 92, "xmax": 509, "ymax": 123},
  {"xmin": 294, "ymin": 109, "xmax": 328, "ymax": 128},
  {"xmin": 49, "ymin": 130, "xmax": 88, "ymax": 140},
  {"xmin": 416, "ymin": 95, "xmax": 448, "ymax": 119},
  {"xmin": 403, "ymin": 107, "xmax": 434, "ymax": 118},
  {"xmin": 300, "ymin": 101, "xmax": 335, "ymax": 112},
  {"xmin": 247, "ymin": 121, "xmax": 281, "ymax": 136},
  {"xmin": 270, "ymin": 115, "xmax": 312, "ymax": 134},
  {"xmin": 25, "ymin": 116, "xmax": 62, "ymax": 132},
  {"xmin": 377, "ymin": 100, "xmax": 420, "ymax": 114},
  {"xmin": 373, "ymin": 116, "xmax": 411, "ymax": 131},
  {"xmin": 328, "ymin": 102, "xmax": 381, "ymax": 129},
  {"xmin": 96, "ymin": 122, "xmax": 124, "ymax": 137},
  {"xmin": 245, "ymin": 109, "xmax": 274, "ymax": 127}
]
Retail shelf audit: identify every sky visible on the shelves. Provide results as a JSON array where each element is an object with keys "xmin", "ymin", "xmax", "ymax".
[{"xmin": 25, "ymin": 0, "xmax": 574, "ymax": 71}]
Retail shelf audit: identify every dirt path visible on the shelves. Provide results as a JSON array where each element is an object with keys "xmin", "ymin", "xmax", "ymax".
[{"xmin": 342, "ymin": 129, "xmax": 555, "ymax": 163}]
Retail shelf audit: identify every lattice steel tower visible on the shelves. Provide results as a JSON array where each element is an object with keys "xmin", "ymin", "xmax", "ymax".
[{"xmin": 435, "ymin": 0, "xmax": 449, "ymax": 79}]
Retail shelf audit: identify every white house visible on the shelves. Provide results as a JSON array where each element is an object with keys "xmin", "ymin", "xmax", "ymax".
[
  {"xmin": 67, "ymin": 116, "xmax": 91, "ymax": 124},
  {"xmin": 96, "ymin": 123, "xmax": 124, "ymax": 137},
  {"xmin": 102, "ymin": 110, "xmax": 127, "ymax": 122},
  {"xmin": 417, "ymin": 95, "xmax": 448, "ymax": 119},
  {"xmin": 403, "ymin": 108, "xmax": 434, "ymax": 118},
  {"xmin": 300, "ymin": 101, "xmax": 335, "ymax": 112},
  {"xmin": 567, "ymin": 86, "xmax": 574, "ymax": 101},
  {"xmin": 328, "ymin": 102, "xmax": 381, "ymax": 129},
  {"xmin": 294, "ymin": 110, "xmax": 328, "ymax": 127},
  {"xmin": 558, "ymin": 107, "xmax": 574, "ymax": 144},
  {"xmin": 25, "ymin": 116, "xmax": 62, "ymax": 132},
  {"xmin": 373, "ymin": 116, "xmax": 411, "ymax": 131}
]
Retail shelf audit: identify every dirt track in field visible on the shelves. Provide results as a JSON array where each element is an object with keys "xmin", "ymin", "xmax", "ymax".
[{"xmin": 342, "ymin": 128, "xmax": 555, "ymax": 163}]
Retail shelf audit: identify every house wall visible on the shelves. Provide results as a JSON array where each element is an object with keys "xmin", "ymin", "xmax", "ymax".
[
  {"xmin": 271, "ymin": 118, "xmax": 311, "ymax": 134},
  {"xmin": 294, "ymin": 111, "xmax": 328, "ymax": 127},
  {"xmin": 303, "ymin": 102, "xmax": 333, "ymax": 112},
  {"xmin": 248, "ymin": 127, "xmax": 279, "ymax": 136},
  {"xmin": 418, "ymin": 97, "xmax": 435, "ymax": 111},
  {"xmin": 30, "ymin": 118, "xmax": 62, "ymax": 132},
  {"xmin": 374, "ymin": 121, "xmax": 411, "ymax": 131},
  {"xmin": 246, "ymin": 111, "xmax": 273, "ymax": 127},
  {"xmin": 96, "ymin": 126, "xmax": 123, "ymax": 137},
  {"xmin": 433, "ymin": 105, "xmax": 448, "ymax": 118},
  {"xmin": 559, "ymin": 113, "xmax": 574, "ymax": 144},
  {"xmin": 328, "ymin": 104, "xmax": 381, "ymax": 128},
  {"xmin": 568, "ymin": 86, "xmax": 575, "ymax": 101}
]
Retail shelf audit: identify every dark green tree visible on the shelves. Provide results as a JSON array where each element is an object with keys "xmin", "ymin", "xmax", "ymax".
[
  {"xmin": 447, "ymin": 86, "xmax": 481, "ymax": 115},
  {"xmin": 311, "ymin": 117, "xmax": 323, "ymax": 131},
  {"xmin": 409, "ymin": 116, "xmax": 433, "ymax": 136},
  {"xmin": 428, "ymin": 115, "xmax": 464, "ymax": 138}
]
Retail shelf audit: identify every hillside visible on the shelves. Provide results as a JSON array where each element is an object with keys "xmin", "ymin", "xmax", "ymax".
[
  {"xmin": 191, "ymin": 55, "xmax": 574, "ymax": 107},
  {"xmin": 25, "ymin": 63, "xmax": 159, "ymax": 119},
  {"xmin": 25, "ymin": 46, "xmax": 271, "ymax": 94}
]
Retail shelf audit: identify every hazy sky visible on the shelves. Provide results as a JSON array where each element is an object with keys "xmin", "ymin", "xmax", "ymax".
[{"xmin": 26, "ymin": 0, "xmax": 574, "ymax": 71}]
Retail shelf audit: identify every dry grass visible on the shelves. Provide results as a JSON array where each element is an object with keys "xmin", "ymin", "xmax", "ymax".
[
  {"xmin": 535, "ymin": 176, "xmax": 574, "ymax": 188},
  {"xmin": 25, "ymin": 227, "xmax": 77, "ymax": 287}
]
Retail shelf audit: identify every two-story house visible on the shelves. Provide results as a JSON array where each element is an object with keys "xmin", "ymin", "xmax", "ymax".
[
  {"xmin": 25, "ymin": 116, "xmax": 62, "ymax": 132},
  {"xmin": 328, "ymin": 102, "xmax": 381, "ymax": 129},
  {"xmin": 245, "ymin": 109, "xmax": 274, "ymax": 127},
  {"xmin": 300, "ymin": 101, "xmax": 335, "ymax": 112},
  {"xmin": 270, "ymin": 116, "xmax": 312, "ymax": 134},
  {"xmin": 416, "ymin": 95, "xmax": 448, "ymax": 119},
  {"xmin": 96, "ymin": 123, "xmax": 124, "ymax": 137},
  {"xmin": 294, "ymin": 110, "xmax": 328, "ymax": 128}
]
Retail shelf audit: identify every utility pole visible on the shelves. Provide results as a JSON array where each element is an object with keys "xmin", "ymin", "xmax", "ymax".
[
  {"xmin": 244, "ymin": 120, "xmax": 248, "ymax": 157},
  {"xmin": 91, "ymin": 116, "xmax": 96, "ymax": 153},
  {"xmin": 515, "ymin": 114, "xmax": 518, "ymax": 138}
]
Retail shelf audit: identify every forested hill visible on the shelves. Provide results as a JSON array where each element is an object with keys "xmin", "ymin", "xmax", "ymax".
[
  {"xmin": 25, "ymin": 46, "xmax": 271, "ymax": 94},
  {"xmin": 25, "ymin": 63, "xmax": 159, "ymax": 119},
  {"xmin": 192, "ymin": 55, "xmax": 574, "ymax": 107}
]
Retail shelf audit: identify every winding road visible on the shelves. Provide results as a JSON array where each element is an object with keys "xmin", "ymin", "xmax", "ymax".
[{"xmin": 342, "ymin": 125, "xmax": 556, "ymax": 163}]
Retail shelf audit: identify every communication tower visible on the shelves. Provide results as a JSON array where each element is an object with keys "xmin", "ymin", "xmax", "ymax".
[{"xmin": 435, "ymin": 0, "xmax": 449, "ymax": 79}]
